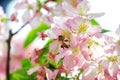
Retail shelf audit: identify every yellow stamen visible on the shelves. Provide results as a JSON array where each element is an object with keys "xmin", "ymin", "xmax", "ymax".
[
  {"xmin": 117, "ymin": 40, "xmax": 120, "ymax": 45},
  {"xmin": 77, "ymin": 23, "xmax": 88, "ymax": 33},
  {"xmin": 87, "ymin": 38, "xmax": 99, "ymax": 47},
  {"xmin": 28, "ymin": 4, "xmax": 33, "ymax": 10},
  {"xmin": 79, "ymin": 7, "xmax": 85, "ymax": 15},
  {"xmin": 62, "ymin": 30, "xmax": 71, "ymax": 39},
  {"xmin": 98, "ymin": 64, "xmax": 104, "ymax": 74},
  {"xmin": 107, "ymin": 55, "xmax": 118, "ymax": 63},
  {"xmin": 72, "ymin": 46, "xmax": 80, "ymax": 53}
]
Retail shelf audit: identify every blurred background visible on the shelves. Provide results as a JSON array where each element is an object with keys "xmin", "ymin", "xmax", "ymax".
[{"xmin": 0, "ymin": 0, "xmax": 11, "ymax": 12}]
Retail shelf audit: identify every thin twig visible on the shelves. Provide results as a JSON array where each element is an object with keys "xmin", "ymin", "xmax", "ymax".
[
  {"xmin": 13, "ymin": 21, "xmax": 29, "ymax": 35},
  {"xmin": 13, "ymin": 13, "xmax": 37, "ymax": 35}
]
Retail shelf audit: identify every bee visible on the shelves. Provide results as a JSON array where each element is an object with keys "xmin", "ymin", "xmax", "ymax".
[
  {"xmin": 61, "ymin": 42, "xmax": 69, "ymax": 49},
  {"xmin": 58, "ymin": 35, "xmax": 69, "ymax": 49},
  {"xmin": 58, "ymin": 35, "xmax": 64, "ymax": 41}
]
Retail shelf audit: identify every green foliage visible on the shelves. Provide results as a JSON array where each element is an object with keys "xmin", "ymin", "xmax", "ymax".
[
  {"xmin": 78, "ymin": 69, "xmax": 84, "ymax": 78},
  {"xmin": 39, "ymin": 55, "xmax": 48, "ymax": 65},
  {"xmin": 34, "ymin": 22, "xmax": 50, "ymax": 32},
  {"xmin": 44, "ymin": 39, "xmax": 54, "ymax": 48},
  {"xmin": 24, "ymin": 30, "xmax": 37, "ymax": 48},
  {"xmin": 90, "ymin": 19, "xmax": 99, "ymax": 25},
  {"xmin": 24, "ymin": 22, "xmax": 50, "ymax": 48},
  {"xmin": 40, "ymin": 39, "xmax": 54, "ymax": 56},
  {"xmin": 10, "ymin": 68, "xmax": 37, "ymax": 80},
  {"xmin": 41, "ymin": 48, "xmax": 49, "ymax": 56},
  {"xmin": 10, "ymin": 59, "xmax": 37, "ymax": 80},
  {"xmin": 90, "ymin": 19, "xmax": 110, "ymax": 33},
  {"xmin": 55, "ymin": 0, "xmax": 63, "ymax": 3},
  {"xmin": 38, "ymin": 39, "xmax": 54, "ymax": 65},
  {"xmin": 101, "ymin": 29, "xmax": 110, "ymax": 33},
  {"xmin": 49, "ymin": 60, "xmax": 58, "ymax": 69},
  {"xmin": 37, "ymin": 38, "xmax": 58, "ymax": 70},
  {"xmin": 21, "ymin": 58, "xmax": 33, "ymax": 69},
  {"xmin": 36, "ymin": 0, "xmax": 42, "ymax": 11},
  {"xmin": 56, "ymin": 77, "xmax": 68, "ymax": 80}
]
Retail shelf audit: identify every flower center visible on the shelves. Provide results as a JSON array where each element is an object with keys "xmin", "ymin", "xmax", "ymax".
[
  {"xmin": 98, "ymin": 64, "xmax": 104, "ymax": 74},
  {"xmin": 87, "ymin": 38, "xmax": 99, "ymax": 48},
  {"xmin": 72, "ymin": 46, "xmax": 80, "ymax": 54},
  {"xmin": 117, "ymin": 40, "xmax": 120, "ymax": 45},
  {"xmin": 77, "ymin": 23, "xmax": 88, "ymax": 33},
  {"xmin": 107, "ymin": 55, "xmax": 118, "ymax": 63},
  {"xmin": 79, "ymin": 7, "xmax": 85, "ymax": 15}
]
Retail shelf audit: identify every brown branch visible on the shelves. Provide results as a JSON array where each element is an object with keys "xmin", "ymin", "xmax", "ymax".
[
  {"xmin": 6, "ymin": 22, "xmax": 28, "ymax": 80},
  {"xmin": 6, "ymin": 30, "xmax": 13, "ymax": 80},
  {"xmin": 6, "ymin": 13, "xmax": 37, "ymax": 80}
]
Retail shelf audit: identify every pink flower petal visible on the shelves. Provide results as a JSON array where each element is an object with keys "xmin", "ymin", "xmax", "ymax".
[
  {"xmin": 46, "ymin": 68, "xmax": 59, "ymax": 80},
  {"xmin": 108, "ymin": 63, "xmax": 119, "ymax": 77},
  {"xmin": 27, "ymin": 66, "xmax": 40, "ymax": 75},
  {"xmin": 70, "ymin": 33, "xmax": 79, "ymax": 48},
  {"xmin": 14, "ymin": 0, "xmax": 28, "ymax": 10},
  {"xmin": 30, "ymin": 13, "xmax": 41, "ymax": 28},
  {"xmin": 22, "ymin": 10, "xmax": 31, "ymax": 23},
  {"xmin": 63, "ymin": 54, "xmax": 80, "ymax": 70},
  {"xmin": 49, "ymin": 40, "xmax": 59, "ymax": 52}
]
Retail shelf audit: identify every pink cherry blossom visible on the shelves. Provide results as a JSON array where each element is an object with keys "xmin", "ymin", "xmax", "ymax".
[
  {"xmin": 63, "ymin": 0, "xmax": 90, "ymax": 16},
  {"xmin": 70, "ymin": 33, "xmax": 79, "ymax": 48},
  {"xmin": 82, "ymin": 65, "xmax": 98, "ymax": 80},
  {"xmin": 37, "ymin": 66, "xmax": 46, "ymax": 80},
  {"xmin": 63, "ymin": 54, "xmax": 80, "ymax": 71},
  {"xmin": 55, "ymin": 48, "xmax": 71, "ymax": 63}
]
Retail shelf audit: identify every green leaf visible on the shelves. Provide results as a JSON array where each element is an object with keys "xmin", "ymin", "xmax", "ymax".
[
  {"xmin": 50, "ymin": 60, "xmax": 58, "ymax": 69},
  {"xmin": 24, "ymin": 30, "xmax": 37, "ymax": 48},
  {"xmin": 90, "ymin": 19, "xmax": 99, "ymax": 25},
  {"xmin": 78, "ymin": 69, "xmax": 84, "ymax": 77},
  {"xmin": 39, "ymin": 55, "xmax": 48, "ymax": 65},
  {"xmin": 34, "ymin": 22, "xmax": 50, "ymax": 32},
  {"xmin": 101, "ymin": 29, "xmax": 110, "ymax": 33},
  {"xmin": 10, "ymin": 58, "xmax": 36, "ymax": 80},
  {"xmin": 10, "ymin": 68, "xmax": 37, "ymax": 80},
  {"xmin": 40, "ymin": 48, "xmax": 49, "ymax": 56},
  {"xmin": 41, "ymin": 39, "xmax": 54, "ymax": 56},
  {"xmin": 24, "ymin": 22, "xmax": 50, "ymax": 48},
  {"xmin": 21, "ymin": 58, "xmax": 32, "ymax": 69},
  {"xmin": 44, "ymin": 39, "xmax": 54, "ymax": 48},
  {"xmin": 38, "ymin": 39, "xmax": 54, "ymax": 65}
]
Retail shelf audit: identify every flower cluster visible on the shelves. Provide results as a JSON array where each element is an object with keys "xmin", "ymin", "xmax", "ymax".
[{"xmin": 0, "ymin": 0, "xmax": 120, "ymax": 80}]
